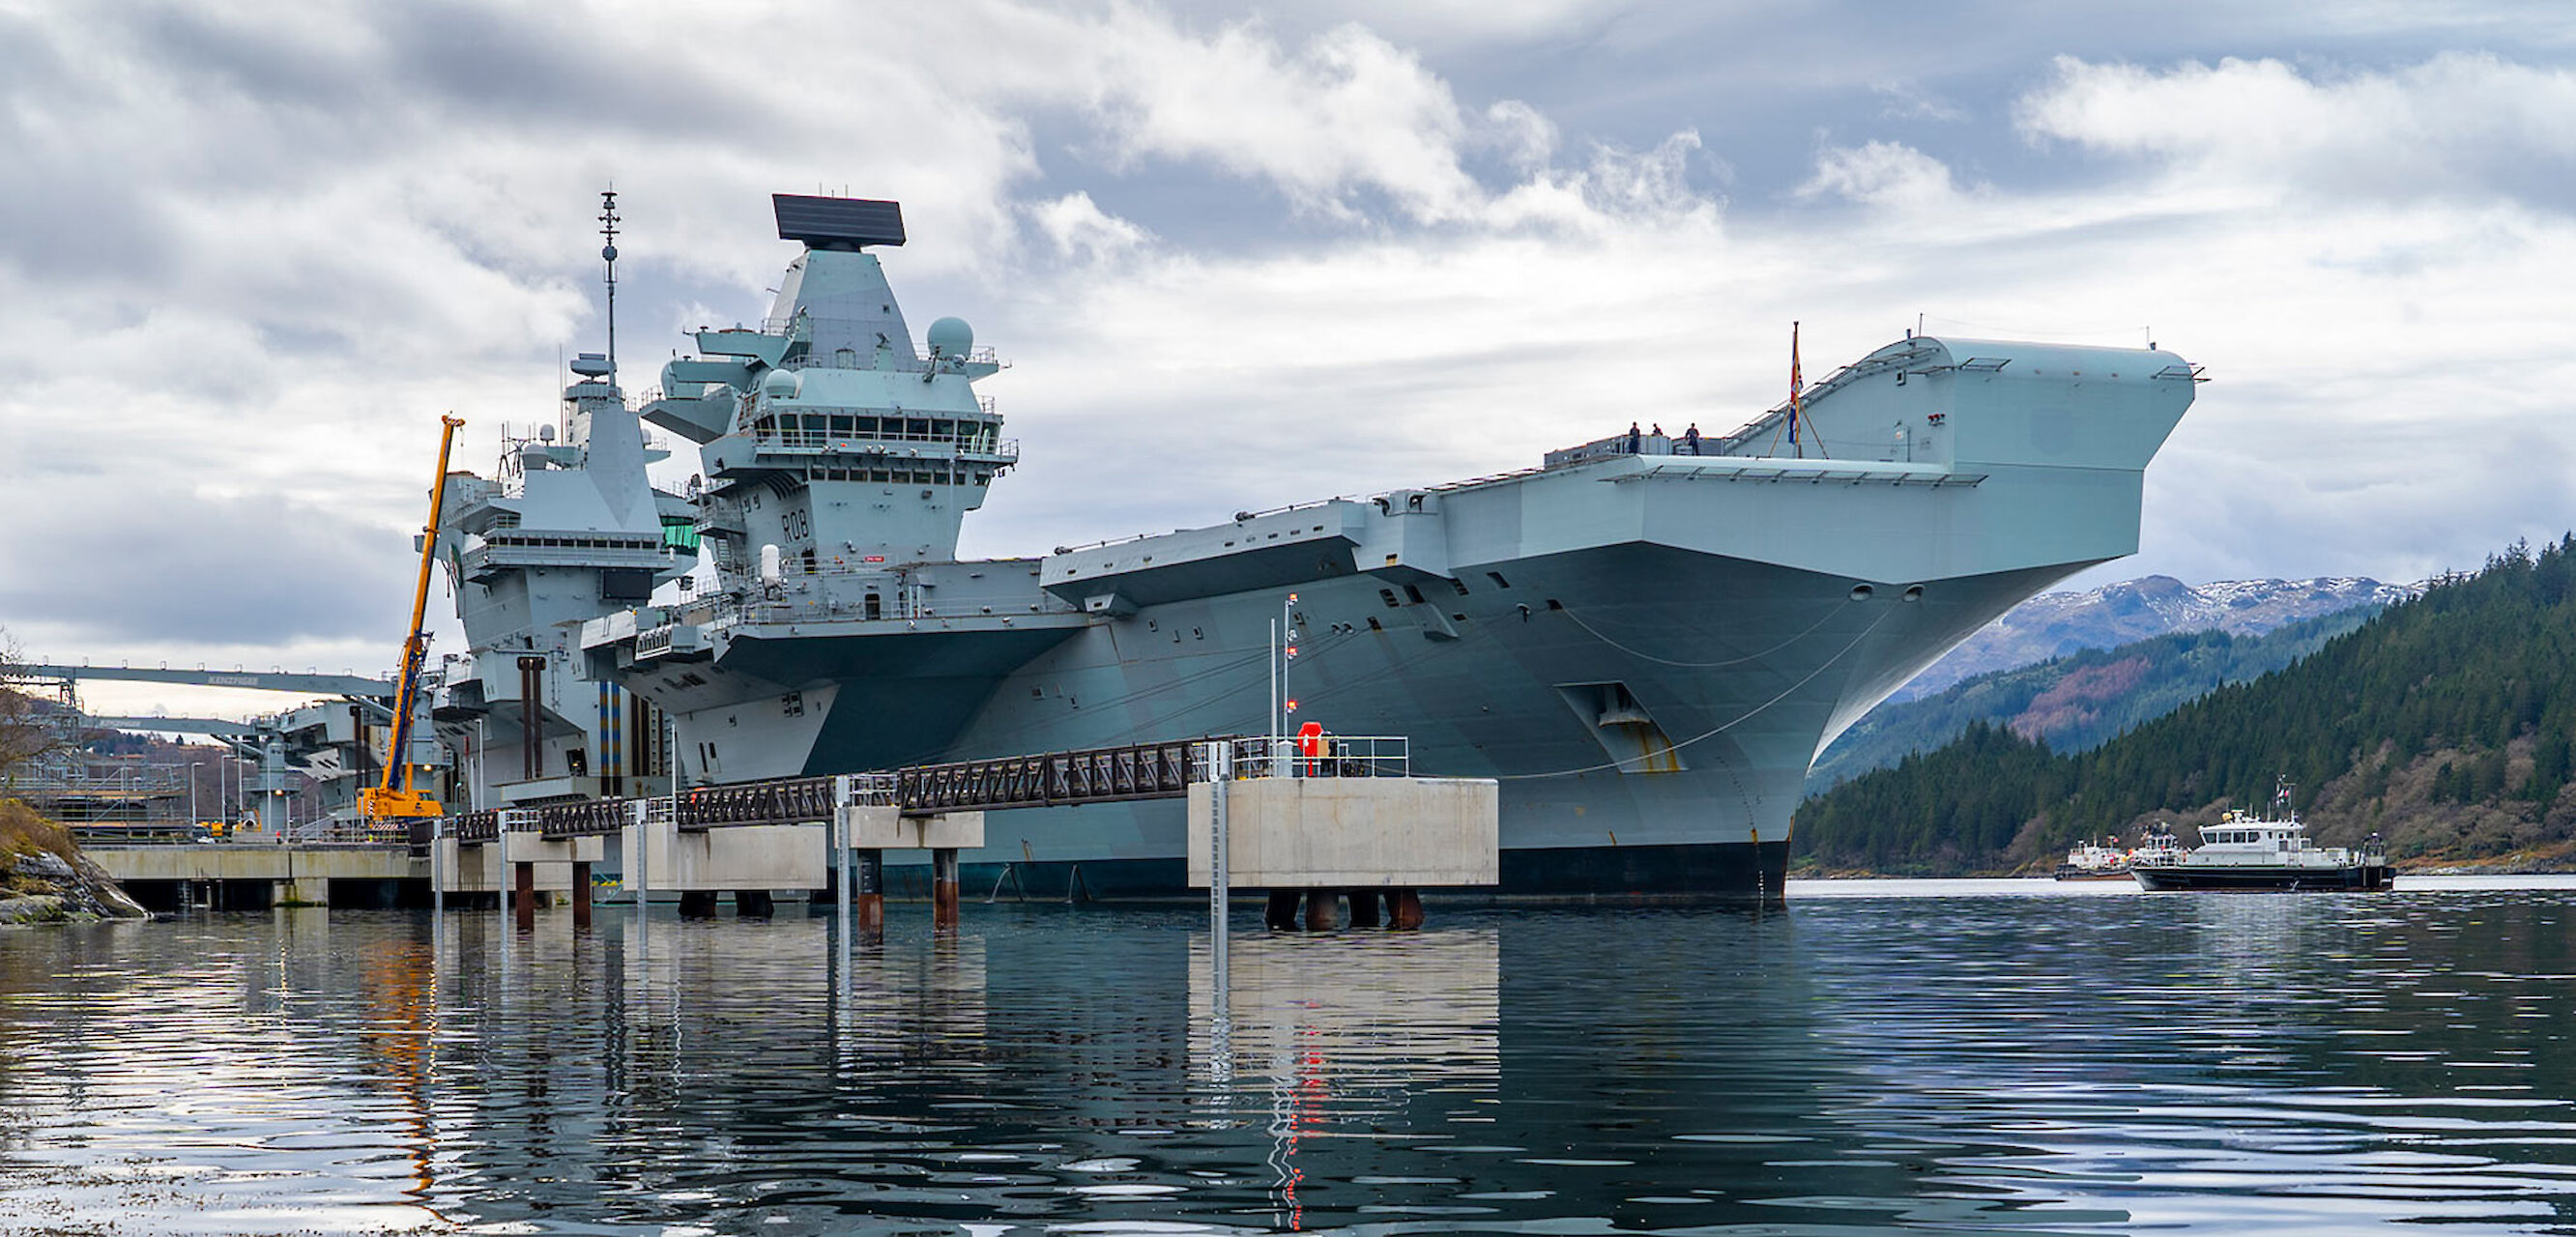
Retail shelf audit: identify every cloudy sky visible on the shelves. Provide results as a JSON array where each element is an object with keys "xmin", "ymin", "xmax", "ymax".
[{"xmin": 5, "ymin": 0, "xmax": 2573, "ymax": 719}]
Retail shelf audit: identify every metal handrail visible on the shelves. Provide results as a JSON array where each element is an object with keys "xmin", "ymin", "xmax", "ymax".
[
  {"xmin": 427, "ymin": 733, "xmax": 1419, "ymax": 841},
  {"xmin": 1217, "ymin": 734, "xmax": 1410, "ymax": 780},
  {"xmin": 750, "ymin": 429, "xmax": 1018, "ymax": 458}
]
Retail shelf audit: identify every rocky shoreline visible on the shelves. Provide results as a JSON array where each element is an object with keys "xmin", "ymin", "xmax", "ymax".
[{"xmin": 0, "ymin": 801, "xmax": 147, "ymax": 924}]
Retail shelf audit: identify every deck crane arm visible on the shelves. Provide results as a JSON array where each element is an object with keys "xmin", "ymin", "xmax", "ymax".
[{"xmin": 357, "ymin": 415, "xmax": 466, "ymax": 826}]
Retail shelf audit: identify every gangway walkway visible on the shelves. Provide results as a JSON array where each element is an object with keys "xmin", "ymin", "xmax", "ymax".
[{"xmin": 426, "ymin": 734, "xmax": 1417, "ymax": 844}]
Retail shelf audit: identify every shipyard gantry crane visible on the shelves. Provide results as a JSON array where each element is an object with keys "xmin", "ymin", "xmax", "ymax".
[{"xmin": 357, "ymin": 415, "xmax": 465, "ymax": 831}]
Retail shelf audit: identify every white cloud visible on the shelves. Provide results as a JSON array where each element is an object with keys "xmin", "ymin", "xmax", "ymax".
[
  {"xmin": 1797, "ymin": 140, "xmax": 1969, "ymax": 211},
  {"xmin": 1082, "ymin": 19, "xmax": 1486, "ymax": 221},
  {"xmin": 1029, "ymin": 191, "xmax": 1152, "ymax": 262},
  {"xmin": 1871, "ymin": 79, "xmax": 1970, "ymax": 123},
  {"xmin": 2016, "ymin": 51, "xmax": 2576, "ymax": 208}
]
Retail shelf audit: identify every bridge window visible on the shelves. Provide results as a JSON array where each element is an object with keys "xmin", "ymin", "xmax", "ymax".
[
  {"xmin": 1404, "ymin": 585, "xmax": 1427, "ymax": 605},
  {"xmin": 1452, "ymin": 579, "xmax": 1471, "ymax": 596},
  {"xmin": 1379, "ymin": 589, "xmax": 1400, "ymax": 608},
  {"xmin": 1487, "ymin": 571, "xmax": 1512, "ymax": 589}
]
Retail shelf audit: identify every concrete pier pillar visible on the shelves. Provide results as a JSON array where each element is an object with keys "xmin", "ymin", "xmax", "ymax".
[
  {"xmin": 931, "ymin": 848, "xmax": 960, "ymax": 931},
  {"xmin": 679, "ymin": 890, "xmax": 719, "ymax": 918},
  {"xmin": 1304, "ymin": 887, "xmax": 1337, "ymax": 932},
  {"xmin": 512, "ymin": 862, "xmax": 535, "ymax": 931},
  {"xmin": 1388, "ymin": 888, "xmax": 1425, "ymax": 930},
  {"xmin": 1346, "ymin": 888, "xmax": 1380, "ymax": 928},
  {"xmin": 855, "ymin": 848, "xmax": 884, "ymax": 938},
  {"xmin": 571, "ymin": 861, "xmax": 593, "ymax": 931},
  {"xmin": 1264, "ymin": 891, "xmax": 1300, "ymax": 930},
  {"xmin": 735, "ymin": 889, "xmax": 775, "ymax": 919}
]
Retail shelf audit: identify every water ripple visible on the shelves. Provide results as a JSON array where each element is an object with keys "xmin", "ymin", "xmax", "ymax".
[{"xmin": 1, "ymin": 887, "xmax": 2575, "ymax": 1232}]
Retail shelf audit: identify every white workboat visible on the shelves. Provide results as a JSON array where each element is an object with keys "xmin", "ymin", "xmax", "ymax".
[{"xmin": 2131, "ymin": 779, "xmax": 2391, "ymax": 892}]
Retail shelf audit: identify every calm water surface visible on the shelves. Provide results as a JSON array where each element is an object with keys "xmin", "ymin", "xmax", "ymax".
[{"xmin": 4, "ymin": 879, "xmax": 2575, "ymax": 1235}]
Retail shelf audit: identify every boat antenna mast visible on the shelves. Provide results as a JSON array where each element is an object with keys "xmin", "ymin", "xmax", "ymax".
[{"xmin": 599, "ymin": 187, "xmax": 620, "ymax": 380}]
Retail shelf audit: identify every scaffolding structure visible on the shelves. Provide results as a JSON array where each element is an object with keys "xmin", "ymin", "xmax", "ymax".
[{"xmin": 1, "ymin": 676, "xmax": 248, "ymax": 836}]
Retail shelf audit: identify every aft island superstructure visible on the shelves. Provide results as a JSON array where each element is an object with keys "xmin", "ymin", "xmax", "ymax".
[{"xmin": 434, "ymin": 192, "xmax": 2199, "ymax": 898}]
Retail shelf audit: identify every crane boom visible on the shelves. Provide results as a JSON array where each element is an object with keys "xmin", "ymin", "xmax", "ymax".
[{"xmin": 358, "ymin": 414, "xmax": 465, "ymax": 826}]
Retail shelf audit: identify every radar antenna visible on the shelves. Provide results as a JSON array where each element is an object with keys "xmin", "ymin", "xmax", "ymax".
[{"xmin": 598, "ymin": 187, "xmax": 621, "ymax": 379}]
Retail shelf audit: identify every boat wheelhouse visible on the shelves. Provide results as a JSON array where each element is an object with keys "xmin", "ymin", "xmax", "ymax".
[{"xmin": 2131, "ymin": 779, "xmax": 2391, "ymax": 892}]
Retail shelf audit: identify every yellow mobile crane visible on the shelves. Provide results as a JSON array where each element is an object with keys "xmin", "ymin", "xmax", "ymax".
[{"xmin": 358, "ymin": 415, "xmax": 466, "ymax": 830}]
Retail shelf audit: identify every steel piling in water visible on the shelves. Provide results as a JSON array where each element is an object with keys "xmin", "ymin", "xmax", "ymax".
[
  {"xmin": 855, "ymin": 848, "xmax": 884, "ymax": 937},
  {"xmin": 1388, "ymin": 888, "xmax": 1424, "ymax": 930},
  {"xmin": 1346, "ymin": 888, "xmax": 1380, "ymax": 927},
  {"xmin": 1303, "ymin": 887, "xmax": 1336, "ymax": 932},
  {"xmin": 931, "ymin": 848, "xmax": 960, "ymax": 931}
]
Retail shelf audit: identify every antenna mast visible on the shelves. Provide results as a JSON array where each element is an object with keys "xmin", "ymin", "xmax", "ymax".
[{"xmin": 598, "ymin": 187, "xmax": 621, "ymax": 379}]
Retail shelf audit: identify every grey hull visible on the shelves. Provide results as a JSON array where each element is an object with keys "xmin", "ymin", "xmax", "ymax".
[{"xmin": 640, "ymin": 544, "xmax": 2088, "ymax": 895}]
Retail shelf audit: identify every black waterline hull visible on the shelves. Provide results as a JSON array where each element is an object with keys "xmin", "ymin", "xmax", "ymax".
[{"xmin": 2133, "ymin": 864, "xmax": 2394, "ymax": 892}]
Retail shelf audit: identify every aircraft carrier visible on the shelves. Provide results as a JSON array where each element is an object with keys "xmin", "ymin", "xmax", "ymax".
[{"xmin": 432, "ymin": 192, "xmax": 2198, "ymax": 898}]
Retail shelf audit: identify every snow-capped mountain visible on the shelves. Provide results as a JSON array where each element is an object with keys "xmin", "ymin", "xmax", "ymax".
[{"xmin": 1893, "ymin": 575, "xmax": 2420, "ymax": 702}]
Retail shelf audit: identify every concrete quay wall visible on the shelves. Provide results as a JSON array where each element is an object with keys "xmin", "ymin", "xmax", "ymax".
[
  {"xmin": 90, "ymin": 845, "xmax": 427, "ymax": 908},
  {"xmin": 1186, "ymin": 777, "xmax": 1499, "ymax": 888}
]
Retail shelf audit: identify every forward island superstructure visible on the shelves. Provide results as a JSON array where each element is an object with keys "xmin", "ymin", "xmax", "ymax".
[{"xmin": 434, "ymin": 191, "xmax": 2198, "ymax": 898}]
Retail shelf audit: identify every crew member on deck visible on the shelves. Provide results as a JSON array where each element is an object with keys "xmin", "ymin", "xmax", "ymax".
[
  {"xmin": 1684, "ymin": 423, "xmax": 1701, "ymax": 454},
  {"xmin": 1627, "ymin": 421, "xmax": 1642, "ymax": 453}
]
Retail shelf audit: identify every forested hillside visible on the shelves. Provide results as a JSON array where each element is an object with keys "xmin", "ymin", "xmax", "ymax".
[
  {"xmin": 1796, "ymin": 536, "xmax": 2576, "ymax": 876},
  {"xmin": 1809, "ymin": 606, "xmax": 2384, "ymax": 791}
]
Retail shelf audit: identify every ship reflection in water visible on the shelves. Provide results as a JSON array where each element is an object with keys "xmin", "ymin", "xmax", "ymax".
[
  {"xmin": 2, "ymin": 888, "xmax": 2576, "ymax": 1233},
  {"xmin": 1188, "ymin": 930, "xmax": 1501, "ymax": 1230}
]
